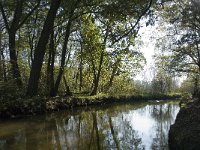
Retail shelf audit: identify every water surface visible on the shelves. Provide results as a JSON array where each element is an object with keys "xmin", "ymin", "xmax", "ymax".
[{"xmin": 0, "ymin": 100, "xmax": 179, "ymax": 150}]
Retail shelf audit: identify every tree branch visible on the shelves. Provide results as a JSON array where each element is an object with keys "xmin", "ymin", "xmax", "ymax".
[
  {"xmin": 111, "ymin": 0, "xmax": 153, "ymax": 45},
  {"xmin": 17, "ymin": 0, "xmax": 41, "ymax": 30},
  {"xmin": 0, "ymin": 2, "xmax": 10, "ymax": 31}
]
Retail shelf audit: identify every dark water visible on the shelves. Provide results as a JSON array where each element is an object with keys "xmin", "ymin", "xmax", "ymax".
[{"xmin": 0, "ymin": 100, "xmax": 179, "ymax": 150}]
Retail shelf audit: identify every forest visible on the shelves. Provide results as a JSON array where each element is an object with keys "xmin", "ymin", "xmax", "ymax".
[
  {"xmin": 0, "ymin": 0, "xmax": 153, "ymax": 98},
  {"xmin": 0, "ymin": 0, "xmax": 200, "ymax": 149},
  {"xmin": 0, "ymin": 0, "xmax": 199, "ymax": 113},
  {"xmin": 0, "ymin": 0, "xmax": 199, "ymax": 111}
]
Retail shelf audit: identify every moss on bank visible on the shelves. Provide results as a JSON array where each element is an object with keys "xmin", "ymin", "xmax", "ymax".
[
  {"xmin": 0, "ymin": 93, "xmax": 181, "ymax": 119},
  {"xmin": 169, "ymin": 98, "xmax": 200, "ymax": 150}
]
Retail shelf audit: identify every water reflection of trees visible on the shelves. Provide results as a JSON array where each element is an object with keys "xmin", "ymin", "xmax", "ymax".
[
  {"xmin": 0, "ymin": 102, "xmax": 179, "ymax": 150},
  {"xmin": 149, "ymin": 103, "xmax": 179, "ymax": 150}
]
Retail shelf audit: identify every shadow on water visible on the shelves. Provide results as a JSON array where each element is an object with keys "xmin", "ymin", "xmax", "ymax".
[{"xmin": 0, "ymin": 100, "xmax": 179, "ymax": 150}]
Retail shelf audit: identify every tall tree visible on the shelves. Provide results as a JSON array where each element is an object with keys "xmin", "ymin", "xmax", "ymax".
[
  {"xmin": 0, "ymin": 0, "xmax": 40, "ymax": 87},
  {"xmin": 26, "ymin": 0, "xmax": 61, "ymax": 97},
  {"xmin": 78, "ymin": 0, "xmax": 154, "ymax": 95},
  {"xmin": 53, "ymin": 0, "xmax": 81, "ymax": 97},
  {"xmin": 155, "ymin": 0, "xmax": 200, "ymax": 96}
]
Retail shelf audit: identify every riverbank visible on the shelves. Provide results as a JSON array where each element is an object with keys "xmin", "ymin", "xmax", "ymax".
[
  {"xmin": 0, "ymin": 93, "xmax": 181, "ymax": 119},
  {"xmin": 168, "ymin": 98, "xmax": 200, "ymax": 150}
]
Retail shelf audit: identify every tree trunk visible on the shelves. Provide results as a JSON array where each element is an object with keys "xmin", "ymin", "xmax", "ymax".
[
  {"xmin": 9, "ymin": 31, "xmax": 22, "ymax": 87},
  {"xmin": 193, "ymin": 74, "xmax": 200, "ymax": 98},
  {"xmin": 53, "ymin": 28, "xmax": 71, "ymax": 96},
  {"xmin": 0, "ymin": 33, "xmax": 2, "ymax": 80},
  {"xmin": 104, "ymin": 60, "xmax": 119, "ymax": 92},
  {"xmin": 47, "ymin": 31, "xmax": 56, "ymax": 97},
  {"xmin": 90, "ymin": 49, "xmax": 104, "ymax": 95},
  {"xmin": 0, "ymin": 50, "xmax": 2, "ymax": 80},
  {"xmin": 49, "ymin": 34, "xmax": 56, "ymax": 97},
  {"xmin": 26, "ymin": 0, "xmax": 61, "ymax": 97},
  {"xmin": 90, "ymin": 32, "xmax": 108, "ymax": 96},
  {"xmin": 6, "ymin": 0, "xmax": 23, "ymax": 87},
  {"xmin": 63, "ymin": 75, "xmax": 72, "ymax": 96},
  {"xmin": 0, "ymin": 48, "xmax": 6, "ymax": 81},
  {"xmin": 53, "ymin": 0, "xmax": 80, "ymax": 96},
  {"xmin": 79, "ymin": 54, "xmax": 83, "ymax": 92},
  {"xmin": 90, "ymin": 79, "xmax": 98, "ymax": 96},
  {"xmin": 9, "ymin": 0, "xmax": 23, "ymax": 87},
  {"xmin": 46, "ymin": 35, "xmax": 52, "ymax": 91}
]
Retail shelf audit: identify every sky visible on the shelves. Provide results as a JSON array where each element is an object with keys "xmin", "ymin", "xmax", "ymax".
[
  {"xmin": 134, "ymin": 22, "xmax": 186, "ymax": 84},
  {"xmin": 135, "ymin": 24, "xmax": 158, "ymax": 81}
]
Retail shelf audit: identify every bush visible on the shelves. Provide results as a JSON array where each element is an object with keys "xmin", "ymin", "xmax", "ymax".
[{"xmin": 0, "ymin": 80, "xmax": 21, "ymax": 99}]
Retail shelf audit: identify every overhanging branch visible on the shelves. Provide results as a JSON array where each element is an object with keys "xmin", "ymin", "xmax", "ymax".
[{"xmin": 111, "ymin": 0, "xmax": 153, "ymax": 45}]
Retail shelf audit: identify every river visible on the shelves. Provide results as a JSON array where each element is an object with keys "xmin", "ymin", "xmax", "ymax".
[{"xmin": 0, "ymin": 100, "xmax": 179, "ymax": 150}]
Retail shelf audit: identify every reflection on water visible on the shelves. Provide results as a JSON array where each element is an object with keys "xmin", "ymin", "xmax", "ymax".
[{"xmin": 0, "ymin": 101, "xmax": 179, "ymax": 150}]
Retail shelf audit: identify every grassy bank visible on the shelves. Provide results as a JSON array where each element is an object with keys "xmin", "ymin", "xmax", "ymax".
[{"xmin": 0, "ymin": 93, "xmax": 181, "ymax": 119}]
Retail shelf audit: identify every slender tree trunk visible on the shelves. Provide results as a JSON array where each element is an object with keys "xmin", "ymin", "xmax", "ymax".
[
  {"xmin": 54, "ymin": 14, "xmax": 74, "ymax": 96},
  {"xmin": 53, "ymin": 39, "xmax": 71, "ymax": 96},
  {"xmin": 75, "ymin": 71, "xmax": 79, "ymax": 91},
  {"xmin": 63, "ymin": 75, "xmax": 72, "ymax": 96},
  {"xmin": 193, "ymin": 74, "xmax": 200, "ymax": 98},
  {"xmin": 104, "ymin": 60, "xmax": 120, "ymax": 91},
  {"xmin": 0, "ymin": 51, "xmax": 1, "ymax": 80},
  {"xmin": 90, "ymin": 79, "xmax": 98, "ymax": 96},
  {"xmin": 90, "ymin": 49, "xmax": 104, "ymax": 95},
  {"xmin": 53, "ymin": 27, "xmax": 71, "ymax": 96},
  {"xmin": 9, "ymin": 31, "xmax": 22, "ymax": 86},
  {"xmin": 107, "ymin": 68, "xmax": 116, "ymax": 89},
  {"xmin": 0, "ymin": 33, "xmax": 2, "ymax": 80},
  {"xmin": 53, "ymin": 0, "xmax": 80, "ymax": 96},
  {"xmin": 0, "ymin": 48, "xmax": 6, "ymax": 81},
  {"xmin": 90, "ymin": 32, "xmax": 108, "ymax": 96},
  {"xmin": 26, "ymin": 0, "xmax": 61, "ymax": 97},
  {"xmin": 47, "ymin": 35, "xmax": 52, "ymax": 91},
  {"xmin": 79, "ymin": 43, "xmax": 83, "ymax": 92},
  {"xmin": 49, "ymin": 34, "xmax": 56, "ymax": 97},
  {"xmin": 8, "ymin": 0, "xmax": 23, "ymax": 87},
  {"xmin": 47, "ymin": 31, "xmax": 56, "ymax": 97}
]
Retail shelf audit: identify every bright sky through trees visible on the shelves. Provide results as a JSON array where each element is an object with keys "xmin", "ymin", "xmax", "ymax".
[
  {"xmin": 135, "ymin": 20, "xmax": 186, "ymax": 84},
  {"xmin": 135, "ymin": 23, "xmax": 158, "ymax": 81}
]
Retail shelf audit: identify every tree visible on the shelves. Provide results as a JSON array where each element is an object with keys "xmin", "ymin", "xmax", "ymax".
[
  {"xmin": 53, "ymin": 0, "xmax": 81, "ymax": 97},
  {"xmin": 155, "ymin": 0, "xmax": 200, "ymax": 97},
  {"xmin": 104, "ymin": 42, "xmax": 146, "ymax": 92},
  {"xmin": 77, "ymin": 0, "xmax": 154, "ymax": 95},
  {"xmin": 0, "ymin": 0, "xmax": 40, "ymax": 87},
  {"xmin": 26, "ymin": 0, "xmax": 61, "ymax": 97},
  {"xmin": 80, "ymin": 14, "xmax": 106, "ymax": 95}
]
